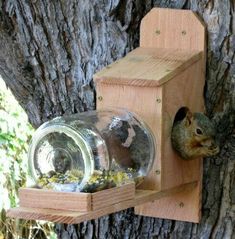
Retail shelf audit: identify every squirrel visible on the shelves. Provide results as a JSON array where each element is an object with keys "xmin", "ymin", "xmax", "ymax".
[{"xmin": 171, "ymin": 107, "xmax": 220, "ymax": 160}]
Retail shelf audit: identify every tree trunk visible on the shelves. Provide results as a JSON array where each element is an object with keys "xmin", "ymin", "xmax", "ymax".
[{"xmin": 0, "ymin": 0, "xmax": 234, "ymax": 238}]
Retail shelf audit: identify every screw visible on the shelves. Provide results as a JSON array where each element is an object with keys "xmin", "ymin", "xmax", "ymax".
[
  {"xmin": 155, "ymin": 29, "xmax": 160, "ymax": 35},
  {"xmin": 181, "ymin": 30, "xmax": 186, "ymax": 35},
  {"xmin": 179, "ymin": 202, "xmax": 184, "ymax": 208},
  {"xmin": 155, "ymin": 170, "xmax": 161, "ymax": 175},
  {"xmin": 156, "ymin": 98, "xmax": 161, "ymax": 103},
  {"xmin": 98, "ymin": 96, "xmax": 103, "ymax": 101}
]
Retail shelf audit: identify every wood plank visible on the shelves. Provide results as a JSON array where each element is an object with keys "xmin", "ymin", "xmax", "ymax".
[
  {"xmin": 19, "ymin": 188, "xmax": 92, "ymax": 212},
  {"xmin": 161, "ymin": 59, "xmax": 204, "ymax": 190},
  {"xmin": 140, "ymin": 8, "xmax": 205, "ymax": 52},
  {"xmin": 19, "ymin": 183, "xmax": 135, "ymax": 212},
  {"xmin": 135, "ymin": 180, "xmax": 202, "ymax": 223},
  {"xmin": 93, "ymin": 47, "xmax": 202, "ymax": 87},
  {"xmin": 91, "ymin": 183, "xmax": 135, "ymax": 210},
  {"xmin": 7, "ymin": 182, "xmax": 197, "ymax": 224}
]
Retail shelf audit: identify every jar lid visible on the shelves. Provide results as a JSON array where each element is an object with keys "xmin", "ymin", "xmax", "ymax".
[{"xmin": 28, "ymin": 122, "xmax": 95, "ymax": 191}]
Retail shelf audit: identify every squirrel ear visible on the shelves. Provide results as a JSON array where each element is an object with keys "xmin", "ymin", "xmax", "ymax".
[{"xmin": 185, "ymin": 110, "xmax": 193, "ymax": 126}]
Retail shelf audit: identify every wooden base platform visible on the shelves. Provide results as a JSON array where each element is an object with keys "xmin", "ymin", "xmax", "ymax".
[{"xmin": 7, "ymin": 182, "xmax": 197, "ymax": 224}]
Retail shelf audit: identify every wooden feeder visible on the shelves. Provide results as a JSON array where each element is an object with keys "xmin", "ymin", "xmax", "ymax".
[{"xmin": 7, "ymin": 8, "xmax": 205, "ymax": 224}]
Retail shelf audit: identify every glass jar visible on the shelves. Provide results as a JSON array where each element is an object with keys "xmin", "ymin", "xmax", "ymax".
[{"xmin": 28, "ymin": 108, "xmax": 155, "ymax": 192}]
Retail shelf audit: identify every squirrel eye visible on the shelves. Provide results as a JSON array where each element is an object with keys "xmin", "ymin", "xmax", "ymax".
[{"xmin": 196, "ymin": 128, "xmax": 203, "ymax": 135}]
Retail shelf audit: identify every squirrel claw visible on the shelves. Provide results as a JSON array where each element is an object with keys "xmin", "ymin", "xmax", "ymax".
[{"xmin": 206, "ymin": 145, "xmax": 220, "ymax": 156}]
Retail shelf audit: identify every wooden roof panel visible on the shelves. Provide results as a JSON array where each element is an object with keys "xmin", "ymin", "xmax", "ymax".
[{"xmin": 94, "ymin": 47, "xmax": 202, "ymax": 87}]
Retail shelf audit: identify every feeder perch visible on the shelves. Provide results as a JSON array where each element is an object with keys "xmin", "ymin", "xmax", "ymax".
[{"xmin": 7, "ymin": 8, "xmax": 205, "ymax": 224}]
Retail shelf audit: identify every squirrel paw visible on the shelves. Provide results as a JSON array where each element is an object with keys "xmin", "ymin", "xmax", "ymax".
[{"xmin": 204, "ymin": 145, "xmax": 220, "ymax": 157}]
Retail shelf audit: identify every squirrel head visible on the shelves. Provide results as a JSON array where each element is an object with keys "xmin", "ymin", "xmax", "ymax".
[
  {"xmin": 183, "ymin": 109, "xmax": 220, "ymax": 155},
  {"xmin": 171, "ymin": 107, "xmax": 220, "ymax": 160}
]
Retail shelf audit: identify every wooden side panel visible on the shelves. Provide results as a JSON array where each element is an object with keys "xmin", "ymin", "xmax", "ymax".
[
  {"xmin": 91, "ymin": 183, "xmax": 135, "ymax": 210},
  {"xmin": 19, "ymin": 188, "xmax": 91, "ymax": 212},
  {"xmin": 140, "ymin": 8, "xmax": 205, "ymax": 53},
  {"xmin": 96, "ymin": 84, "xmax": 163, "ymax": 191},
  {"xmin": 161, "ymin": 59, "xmax": 204, "ymax": 189},
  {"xmin": 135, "ymin": 181, "xmax": 201, "ymax": 223},
  {"xmin": 135, "ymin": 59, "xmax": 204, "ymax": 222}
]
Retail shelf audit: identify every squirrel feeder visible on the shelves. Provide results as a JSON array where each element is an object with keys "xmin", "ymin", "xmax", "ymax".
[{"xmin": 7, "ymin": 8, "xmax": 207, "ymax": 224}]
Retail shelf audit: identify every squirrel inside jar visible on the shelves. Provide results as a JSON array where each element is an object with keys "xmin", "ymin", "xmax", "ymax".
[{"xmin": 171, "ymin": 107, "xmax": 220, "ymax": 160}]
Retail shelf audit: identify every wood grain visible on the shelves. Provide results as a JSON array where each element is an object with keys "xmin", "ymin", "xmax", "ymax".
[
  {"xmin": 19, "ymin": 188, "xmax": 92, "ymax": 212},
  {"xmin": 94, "ymin": 47, "xmax": 202, "ymax": 87},
  {"xmin": 91, "ymin": 183, "xmax": 135, "ymax": 210},
  {"xmin": 7, "ymin": 182, "xmax": 197, "ymax": 224},
  {"xmin": 161, "ymin": 59, "xmax": 204, "ymax": 190},
  {"xmin": 140, "ymin": 8, "xmax": 205, "ymax": 52},
  {"xmin": 135, "ymin": 181, "xmax": 202, "ymax": 223},
  {"xmin": 19, "ymin": 183, "xmax": 135, "ymax": 212}
]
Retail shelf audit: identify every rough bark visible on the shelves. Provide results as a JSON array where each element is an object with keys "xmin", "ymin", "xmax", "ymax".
[{"xmin": 0, "ymin": 0, "xmax": 234, "ymax": 238}]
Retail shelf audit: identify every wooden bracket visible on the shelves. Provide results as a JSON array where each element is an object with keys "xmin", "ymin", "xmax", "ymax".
[{"xmin": 7, "ymin": 8, "xmax": 205, "ymax": 224}]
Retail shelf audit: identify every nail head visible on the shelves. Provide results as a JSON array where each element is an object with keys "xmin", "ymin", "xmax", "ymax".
[
  {"xmin": 155, "ymin": 29, "xmax": 160, "ymax": 35},
  {"xmin": 155, "ymin": 170, "xmax": 161, "ymax": 175},
  {"xmin": 98, "ymin": 96, "xmax": 103, "ymax": 101},
  {"xmin": 179, "ymin": 202, "xmax": 184, "ymax": 208}
]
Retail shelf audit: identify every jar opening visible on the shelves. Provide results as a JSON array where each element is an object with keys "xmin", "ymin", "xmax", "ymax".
[{"xmin": 28, "ymin": 124, "xmax": 94, "ymax": 191}]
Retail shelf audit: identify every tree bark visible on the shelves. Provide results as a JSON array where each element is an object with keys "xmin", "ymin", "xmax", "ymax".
[{"xmin": 0, "ymin": 0, "xmax": 234, "ymax": 238}]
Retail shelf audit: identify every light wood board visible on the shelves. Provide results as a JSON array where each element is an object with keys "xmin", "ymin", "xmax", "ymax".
[
  {"xmin": 140, "ymin": 8, "xmax": 205, "ymax": 52},
  {"xmin": 91, "ymin": 183, "xmax": 135, "ymax": 210},
  {"xmin": 19, "ymin": 188, "xmax": 91, "ymax": 212},
  {"xmin": 161, "ymin": 59, "xmax": 204, "ymax": 189},
  {"xmin": 19, "ymin": 183, "xmax": 135, "ymax": 212},
  {"xmin": 94, "ymin": 47, "xmax": 202, "ymax": 87},
  {"xmin": 135, "ymin": 180, "xmax": 202, "ymax": 223}
]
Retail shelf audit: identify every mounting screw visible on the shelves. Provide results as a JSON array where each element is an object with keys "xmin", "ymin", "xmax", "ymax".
[
  {"xmin": 181, "ymin": 30, "xmax": 187, "ymax": 35},
  {"xmin": 155, "ymin": 170, "xmax": 161, "ymax": 175},
  {"xmin": 179, "ymin": 202, "xmax": 184, "ymax": 208},
  {"xmin": 156, "ymin": 98, "xmax": 161, "ymax": 103},
  {"xmin": 155, "ymin": 29, "xmax": 161, "ymax": 35},
  {"xmin": 98, "ymin": 96, "xmax": 103, "ymax": 101}
]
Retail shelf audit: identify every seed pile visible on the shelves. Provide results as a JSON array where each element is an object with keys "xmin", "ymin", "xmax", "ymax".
[
  {"xmin": 36, "ymin": 169, "xmax": 142, "ymax": 193},
  {"xmin": 37, "ymin": 169, "xmax": 83, "ymax": 189}
]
